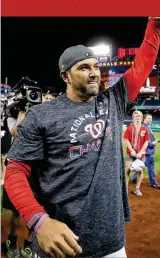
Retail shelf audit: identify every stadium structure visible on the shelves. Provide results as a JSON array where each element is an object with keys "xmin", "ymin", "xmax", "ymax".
[
  {"xmin": 1, "ymin": 47, "xmax": 160, "ymax": 132},
  {"xmin": 98, "ymin": 47, "xmax": 160, "ymax": 132}
]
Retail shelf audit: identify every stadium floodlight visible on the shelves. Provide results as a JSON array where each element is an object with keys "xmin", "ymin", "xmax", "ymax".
[{"xmin": 88, "ymin": 44, "xmax": 111, "ymax": 56}]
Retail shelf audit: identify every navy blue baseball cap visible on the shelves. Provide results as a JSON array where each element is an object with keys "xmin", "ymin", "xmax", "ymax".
[{"xmin": 59, "ymin": 45, "xmax": 98, "ymax": 73}]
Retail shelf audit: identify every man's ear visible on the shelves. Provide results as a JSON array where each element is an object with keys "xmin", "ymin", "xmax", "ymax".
[{"xmin": 61, "ymin": 72, "xmax": 70, "ymax": 83}]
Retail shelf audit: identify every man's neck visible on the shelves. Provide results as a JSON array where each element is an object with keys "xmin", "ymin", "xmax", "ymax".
[
  {"xmin": 143, "ymin": 121, "xmax": 150, "ymax": 126},
  {"xmin": 133, "ymin": 122, "xmax": 141, "ymax": 126},
  {"xmin": 66, "ymin": 87, "xmax": 94, "ymax": 103}
]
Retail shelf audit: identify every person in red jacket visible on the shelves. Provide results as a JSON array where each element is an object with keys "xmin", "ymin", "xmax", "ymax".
[
  {"xmin": 4, "ymin": 17, "xmax": 160, "ymax": 258},
  {"xmin": 123, "ymin": 110, "xmax": 150, "ymax": 197}
]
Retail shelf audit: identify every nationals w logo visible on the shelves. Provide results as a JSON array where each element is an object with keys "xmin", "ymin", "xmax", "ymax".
[{"xmin": 85, "ymin": 119, "xmax": 105, "ymax": 139}]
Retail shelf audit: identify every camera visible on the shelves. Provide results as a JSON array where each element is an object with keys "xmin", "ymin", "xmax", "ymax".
[
  {"xmin": 2, "ymin": 76, "xmax": 42, "ymax": 107},
  {"xmin": 20, "ymin": 85, "xmax": 42, "ymax": 105},
  {"xmin": 1, "ymin": 77, "xmax": 42, "ymax": 126}
]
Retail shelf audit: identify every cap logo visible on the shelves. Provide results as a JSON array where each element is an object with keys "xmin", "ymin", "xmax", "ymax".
[
  {"xmin": 85, "ymin": 53, "xmax": 89, "ymax": 56},
  {"xmin": 61, "ymin": 65, "xmax": 64, "ymax": 69}
]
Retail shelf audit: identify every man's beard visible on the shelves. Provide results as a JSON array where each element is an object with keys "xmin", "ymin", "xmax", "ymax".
[{"xmin": 74, "ymin": 82, "xmax": 100, "ymax": 98}]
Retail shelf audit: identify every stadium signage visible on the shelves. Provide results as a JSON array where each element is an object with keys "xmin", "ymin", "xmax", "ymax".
[
  {"xmin": 98, "ymin": 61, "xmax": 157, "ymax": 70},
  {"xmin": 140, "ymin": 86, "xmax": 156, "ymax": 93}
]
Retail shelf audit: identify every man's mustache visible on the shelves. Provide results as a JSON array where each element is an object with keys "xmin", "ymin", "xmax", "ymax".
[{"xmin": 87, "ymin": 79, "xmax": 99, "ymax": 83}]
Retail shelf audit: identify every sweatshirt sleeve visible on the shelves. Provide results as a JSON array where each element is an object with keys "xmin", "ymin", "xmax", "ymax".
[
  {"xmin": 124, "ymin": 19, "xmax": 160, "ymax": 102},
  {"xmin": 4, "ymin": 160, "xmax": 47, "ymax": 229}
]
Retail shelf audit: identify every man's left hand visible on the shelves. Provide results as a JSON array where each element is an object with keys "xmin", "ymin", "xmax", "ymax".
[{"xmin": 136, "ymin": 152, "xmax": 142, "ymax": 159}]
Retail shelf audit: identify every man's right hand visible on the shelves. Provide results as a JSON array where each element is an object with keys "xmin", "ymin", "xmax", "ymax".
[
  {"xmin": 130, "ymin": 150, "xmax": 137, "ymax": 157},
  {"xmin": 36, "ymin": 217, "xmax": 83, "ymax": 258}
]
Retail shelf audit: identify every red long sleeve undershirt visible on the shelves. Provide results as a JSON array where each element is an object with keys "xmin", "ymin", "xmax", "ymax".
[
  {"xmin": 4, "ymin": 160, "xmax": 46, "ymax": 226},
  {"xmin": 4, "ymin": 20, "xmax": 160, "ymax": 227}
]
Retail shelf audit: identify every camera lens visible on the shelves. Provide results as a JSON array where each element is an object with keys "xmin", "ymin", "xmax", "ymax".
[{"xmin": 29, "ymin": 91, "xmax": 38, "ymax": 100}]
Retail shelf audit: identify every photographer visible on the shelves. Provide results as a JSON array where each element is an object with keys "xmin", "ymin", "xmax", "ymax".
[
  {"xmin": 3, "ymin": 94, "xmax": 33, "ymax": 258},
  {"xmin": 8, "ymin": 109, "xmax": 25, "ymax": 138},
  {"xmin": 1, "ymin": 120, "xmax": 12, "ymax": 185}
]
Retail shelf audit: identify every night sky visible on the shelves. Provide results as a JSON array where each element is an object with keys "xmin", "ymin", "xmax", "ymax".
[{"xmin": 2, "ymin": 17, "xmax": 148, "ymax": 93}]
